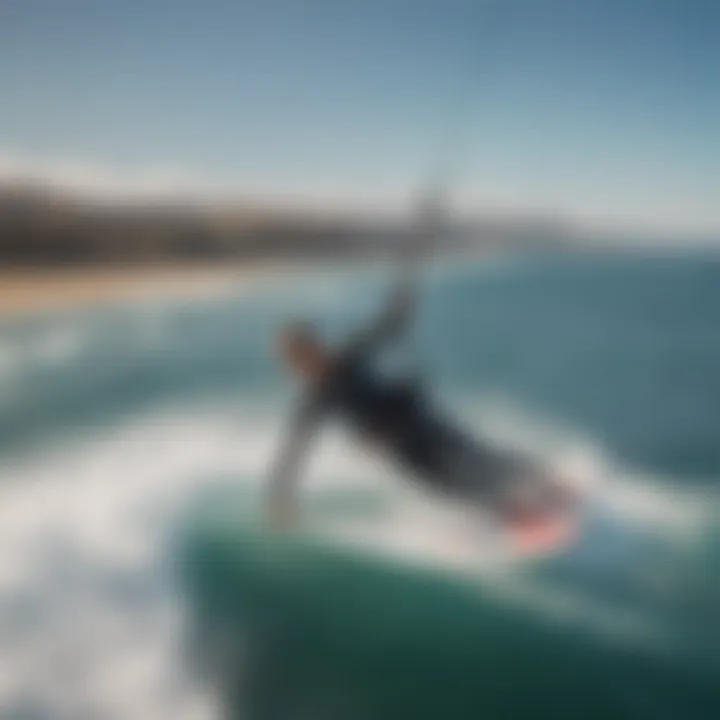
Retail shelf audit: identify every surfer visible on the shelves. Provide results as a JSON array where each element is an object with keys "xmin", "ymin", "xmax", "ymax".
[{"xmin": 266, "ymin": 250, "xmax": 574, "ymax": 544}]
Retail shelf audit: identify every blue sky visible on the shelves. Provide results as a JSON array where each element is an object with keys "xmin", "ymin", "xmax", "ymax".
[{"xmin": 0, "ymin": 0, "xmax": 717, "ymax": 235}]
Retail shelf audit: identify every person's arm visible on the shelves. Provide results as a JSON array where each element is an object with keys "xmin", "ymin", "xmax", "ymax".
[
  {"xmin": 343, "ymin": 187, "xmax": 444, "ymax": 359},
  {"xmin": 265, "ymin": 393, "xmax": 323, "ymax": 530},
  {"xmin": 342, "ymin": 272, "xmax": 417, "ymax": 358}
]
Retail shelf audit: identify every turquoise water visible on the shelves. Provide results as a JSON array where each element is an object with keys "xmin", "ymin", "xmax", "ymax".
[{"xmin": 0, "ymin": 253, "xmax": 718, "ymax": 718}]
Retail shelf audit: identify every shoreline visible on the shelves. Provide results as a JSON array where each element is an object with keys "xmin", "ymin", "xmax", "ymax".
[
  {"xmin": 0, "ymin": 262, "xmax": 294, "ymax": 317},
  {"xmin": 0, "ymin": 252, "xmax": 505, "ymax": 318}
]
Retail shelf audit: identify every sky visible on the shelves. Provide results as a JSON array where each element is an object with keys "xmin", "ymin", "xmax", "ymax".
[{"xmin": 0, "ymin": 0, "xmax": 718, "ymax": 236}]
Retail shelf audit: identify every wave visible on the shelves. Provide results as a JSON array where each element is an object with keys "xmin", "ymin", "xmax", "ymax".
[
  {"xmin": 2, "ymin": 256, "xmax": 720, "ymax": 717},
  {"xmin": 0, "ymin": 372, "xmax": 717, "ymax": 717}
]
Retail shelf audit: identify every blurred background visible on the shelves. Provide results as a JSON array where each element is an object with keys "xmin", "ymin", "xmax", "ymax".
[{"xmin": 0, "ymin": 1, "xmax": 719, "ymax": 718}]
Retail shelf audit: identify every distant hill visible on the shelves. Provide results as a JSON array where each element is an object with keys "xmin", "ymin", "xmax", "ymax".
[{"xmin": 0, "ymin": 181, "xmax": 572, "ymax": 267}]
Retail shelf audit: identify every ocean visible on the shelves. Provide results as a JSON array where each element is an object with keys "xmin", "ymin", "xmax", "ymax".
[{"xmin": 0, "ymin": 251, "xmax": 718, "ymax": 719}]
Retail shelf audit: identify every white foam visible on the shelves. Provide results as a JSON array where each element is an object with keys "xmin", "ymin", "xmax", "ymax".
[
  {"xmin": 0, "ymin": 382, "xmax": 717, "ymax": 716},
  {"xmin": 0, "ymin": 404, "xmax": 252, "ymax": 718}
]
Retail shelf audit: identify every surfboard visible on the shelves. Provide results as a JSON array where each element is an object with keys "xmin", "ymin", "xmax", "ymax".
[{"xmin": 496, "ymin": 471, "xmax": 583, "ymax": 555}]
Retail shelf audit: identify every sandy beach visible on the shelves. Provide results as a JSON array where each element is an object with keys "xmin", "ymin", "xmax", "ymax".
[{"xmin": 0, "ymin": 263, "xmax": 290, "ymax": 316}]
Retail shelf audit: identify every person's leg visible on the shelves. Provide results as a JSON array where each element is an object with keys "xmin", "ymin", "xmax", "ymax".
[{"xmin": 442, "ymin": 434, "xmax": 510, "ymax": 506}]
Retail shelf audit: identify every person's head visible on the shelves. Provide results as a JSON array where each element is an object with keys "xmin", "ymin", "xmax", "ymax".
[{"xmin": 278, "ymin": 321, "xmax": 331, "ymax": 381}]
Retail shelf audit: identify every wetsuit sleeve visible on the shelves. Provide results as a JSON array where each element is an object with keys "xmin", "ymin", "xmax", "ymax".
[
  {"xmin": 341, "ymin": 276, "xmax": 417, "ymax": 359},
  {"xmin": 341, "ymin": 188, "xmax": 441, "ymax": 359},
  {"xmin": 265, "ymin": 392, "xmax": 324, "ymax": 530}
]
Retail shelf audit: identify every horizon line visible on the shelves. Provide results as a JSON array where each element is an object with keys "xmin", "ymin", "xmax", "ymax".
[{"xmin": 0, "ymin": 150, "xmax": 716, "ymax": 244}]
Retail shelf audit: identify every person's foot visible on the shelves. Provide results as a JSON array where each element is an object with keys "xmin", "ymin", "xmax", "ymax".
[{"xmin": 501, "ymin": 477, "xmax": 579, "ymax": 552}]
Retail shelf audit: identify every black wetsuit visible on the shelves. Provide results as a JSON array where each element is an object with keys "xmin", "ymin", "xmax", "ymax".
[{"xmin": 270, "ymin": 322, "xmax": 522, "ymax": 511}]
